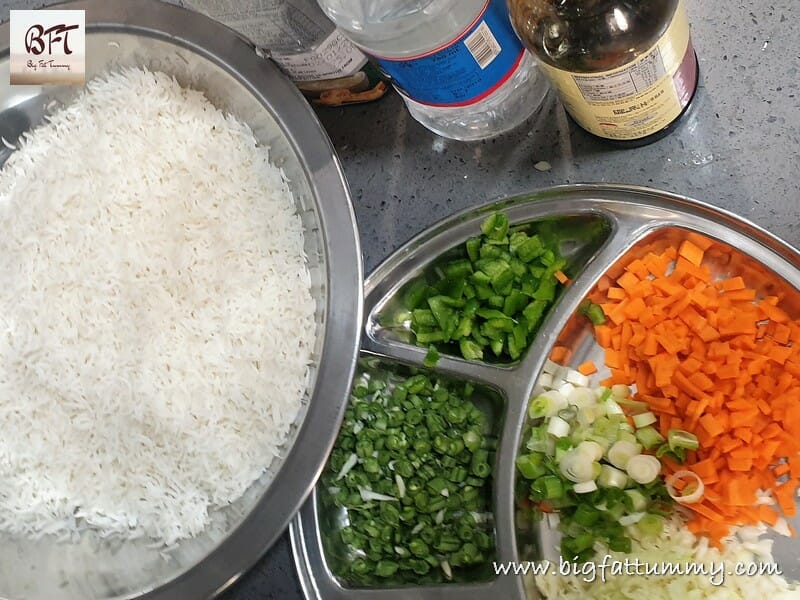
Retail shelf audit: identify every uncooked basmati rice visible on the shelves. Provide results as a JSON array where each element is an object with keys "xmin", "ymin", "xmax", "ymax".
[{"xmin": 0, "ymin": 68, "xmax": 316, "ymax": 546}]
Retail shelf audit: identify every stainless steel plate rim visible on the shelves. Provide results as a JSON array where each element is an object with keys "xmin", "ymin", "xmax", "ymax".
[
  {"xmin": 0, "ymin": 1, "xmax": 363, "ymax": 598},
  {"xmin": 290, "ymin": 183, "xmax": 800, "ymax": 600}
]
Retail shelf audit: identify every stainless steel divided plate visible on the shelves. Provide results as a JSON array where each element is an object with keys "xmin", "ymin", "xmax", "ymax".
[{"xmin": 290, "ymin": 184, "xmax": 800, "ymax": 600}]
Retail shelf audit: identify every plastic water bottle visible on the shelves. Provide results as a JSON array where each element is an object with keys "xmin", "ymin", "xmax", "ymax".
[{"xmin": 316, "ymin": 0, "xmax": 549, "ymax": 141}]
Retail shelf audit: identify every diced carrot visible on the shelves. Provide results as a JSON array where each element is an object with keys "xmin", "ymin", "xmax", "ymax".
[
  {"xmin": 616, "ymin": 271, "xmax": 640, "ymax": 292},
  {"xmin": 690, "ymin": 459, "xmax": 718, "ymax": 481},
  {"xmin": 773, "ymin": 323, "xmax": 792, "ymax": 344},
  {"xmin": 760, "ymin": 301, "xmax": 790, "ymax": 323},
  {"xmin": 769, "ymin": 345, "xmax": 793, "ymax": 365},
  {"xmin": 688, "ymin": 501, "xmax": 724, "ymax": 522},
  {"xmin": 699, "ymin": 414, "xmax": 724, "ymax": 437},
  {"xmin": 645, "ymin": 395, "xmax": 677, "ymax": 415},
  {"xmin": 790, "ymin": 456, "xmax": 800, "ymax": 479},
  {"xmin": 554, "ymin": 270, "xmax": 570, "ymax": 285},
  {"xmin": 679, "ymin": 240, "xmax": 705, "ymax": 266},
  {"xmin": 733, "ymin": 427, "xmax": 753, "ymax": 444},
  {"xmin": 604, "ymin": 349, "xmax": 622, "ymax": 369},
  {"xmin": 774, "ymin": 481, "xmax": 798, "ymax": 517},
  {"xmin": 722, "ymin": 288, "xmax": 757, "ymax": 302},
  {"xmin": 761, "ymin": 423, "xmax": 784, "ymax": 439},
  {"xmin": 607, "ymin": 286, "xmax": 627, "ymax": 300},
  {"xmin": 584, "ymin": 236, "xmax": 800, "ymax": 546},
  {"xmin": 758, "ymin": 505, "xmax": 781, "ymax": 526},
  {"xmin": 724, "ymin": 478, "xmax": 757, "ymax": 506},
  {"xmin": 577, "ymin": 361, "xmax": 597, "ymax": 376},
  {"xmin": 625, "ymin": 258, "xmax": 650, "ymax": 280},
  {"xmin": 595, "ymin": 325, "xmax": 612, "ymax": 348},
  {"xmin": 773, "ymin": 462, "xmax": 791, "ymax": 478},
  {"xmin": 718, "ymin": 276, "xmax": 745, "ymax": 291}
]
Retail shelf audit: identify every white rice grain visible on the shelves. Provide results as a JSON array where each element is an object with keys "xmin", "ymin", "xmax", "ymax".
[{"xmin": 0, "ymin": 68, "xmax": 316, "ymax": 546}]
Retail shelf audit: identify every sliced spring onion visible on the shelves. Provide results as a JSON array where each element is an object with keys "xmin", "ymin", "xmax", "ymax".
[
  {"xmin": 655, "ymin": 442, "xmax": 685, "ymax": 464},
  {"xmin": 395, "ymin": 474, "xmax": 406, "ymax": 498},
  {"xmin": 665, "ymin": 470, "xmax": 705, "ymax": 504},
  {"xmin": 559, "ymin": 449, "xmax": 599, "ymax": 483},
  {"xmin": 626, "ymin": 454, "xmax": 661, "ymax": 484},
  {"xmin": 542, "ymin": 359, "xmax": 560, "ymax": 376},
  {"xmin": 576, "ymin": 440, "xmax": 604, "ymax": 462},
  {"xmin": 604, "ymin": 398, "xmax": 625, "ymax": 416},
  {"xmin": 615, "ymin": 397, "xmax": 649, "ymax": 414},
  {"xmin": 611, "ymin": 384, "xmax": 630, "ymax": 398},
  {"xmin": 624, "ymin": 489, "xmax": 648, "ymax": 512},
  {"xmin": 557, "ymin": 382, "xmax": 576, "ymax": 398},
  {"xmin": 537, "ymin": 372, "xmax": 553, "ymax": 390},
  {"xmin": 607, "ymin": 440, "xmax": 642, "ymax": 470},
  {"xmin": 635, "ymin": 425, "xmax": 665, "ymax": 450},
  {"xmin": 440, "ymin": 559, "xmax": 453, "ymax": 580},
  {"xmin": 578, "ymin": 299, "xmax": 606, "ymax": 326},
  {"xmin": 618, "ymin": 422, "xmax": 634, "ymax": 433},
  {"xmin": 576, "ymin": 405, "xmax": 602, "ymax": 428},
  {"xmin": 525, "ymin": 425, "xmax": 550, "ymax": 453},
  {"xmin": 547, "ymin": 416, "xmax": 570, "ymax": 438},
  {"xmin": 557, "ymin": 406, "xmax": 578, "ymax": 421},
  {"xmin": 336, "ymin": 453, "xmax": 358, "ymax": 481},
  {"xmin": 632, "ymin": 411, "xmax": 657, "ymax": 428},
  {"xmin": 598, "ymin": 464, "xmax": 628, "ymax": 489},
  {"xmin": 567, "ymin": 386, "xmax": 595, "ymax": 408},
  {"xmin": 522, "ymin": 359, "xmax": 679, "ymax": 565},
  {"xmin": 585, "ymin": 434, "xmax": 612, "ymax": 453},
  {"xmin": 565, "ymin": 369, "xmax": 590, "ymax": 387},
  {"xmin": 618, "ymin": 512, "xmax": 645, "ymax": 527},
  {"xmin": 528, "ymin": 390, "xmax": 567, "ymax": 419},
  {"xmin": 636, "ymin": 513, "xmax": 664, "ymax": 537},
  {"xmin": 359, "ymin": 488, "xmax": 398, "ymax": 502},
  {"xmin": 546, "ymin": 512, "xmax": 560, "ymax": 528},
  {"xmin": 573, "ymin": 480, "xmax": 598, "ymax": 494},
  {"xmin": 668, "ymin": 429, "xmax": 699, "ymax": 452}
]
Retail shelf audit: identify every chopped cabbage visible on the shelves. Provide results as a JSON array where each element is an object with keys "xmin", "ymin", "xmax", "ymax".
[{"xmin": 531, "ymin": 516, "xmax": 798, "ymax": 599}]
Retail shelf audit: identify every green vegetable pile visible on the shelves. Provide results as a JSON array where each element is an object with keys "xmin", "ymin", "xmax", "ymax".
[
  {"xmin": 323, "ymin": 366, "xmax": 496, "ymax": 584},
  {"xmin": 396, "ymin": 211, "xmax": 567, "ymax": 363},
  {"xmin": 517, "ymin": 365, "xmax": 681, "ymax": 563}
]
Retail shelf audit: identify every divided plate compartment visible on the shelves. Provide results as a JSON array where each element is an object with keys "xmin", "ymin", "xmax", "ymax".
[{"xmin": 291, "ymin": 184, "xmax": 800, "ymax": 600}]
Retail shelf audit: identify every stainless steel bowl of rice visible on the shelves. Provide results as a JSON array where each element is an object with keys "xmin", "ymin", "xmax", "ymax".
[{"xmin": 0, "ymin": 1, "xmax": 362, "ymax": 598}]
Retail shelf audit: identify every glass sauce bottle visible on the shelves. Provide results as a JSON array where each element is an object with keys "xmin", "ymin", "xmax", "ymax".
[{"xmin": 508, "ymin": 0, "xmax": 699, "ymax": 146}]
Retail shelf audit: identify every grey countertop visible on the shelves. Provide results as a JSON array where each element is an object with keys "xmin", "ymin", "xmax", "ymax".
[{"xmin": 1, "ymin": 0, "xmax": 798, "ymax": 598}]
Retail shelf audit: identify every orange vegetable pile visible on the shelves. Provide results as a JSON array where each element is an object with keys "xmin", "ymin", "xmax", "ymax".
[{"xmin": 588, "ymin": 235, "xmax": 800, "ymax": 546}]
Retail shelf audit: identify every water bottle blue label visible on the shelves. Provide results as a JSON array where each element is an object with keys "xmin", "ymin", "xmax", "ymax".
[{"xmin": 370, "ymin": 0, "xmax": 526, "ymax": 107}]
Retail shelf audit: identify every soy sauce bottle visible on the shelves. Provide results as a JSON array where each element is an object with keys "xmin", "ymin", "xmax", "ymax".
[{"xmin": 508, "ymin": 0, "xmax": 699, "ymax": 146}]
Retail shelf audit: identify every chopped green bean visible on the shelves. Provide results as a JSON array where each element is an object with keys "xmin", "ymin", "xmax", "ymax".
[{"xmin": 323, "ymin": 366, "xmax": 495, "ymax": 584}]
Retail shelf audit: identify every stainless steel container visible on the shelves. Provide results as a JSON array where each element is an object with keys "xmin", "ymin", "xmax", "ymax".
[
  {"xmin": 0, "ymin": 1, "xmax": 363, "ymax": 598},
  {"xmin": 291, "ymin": 184, "xmax": 800, "ymax": 599}
]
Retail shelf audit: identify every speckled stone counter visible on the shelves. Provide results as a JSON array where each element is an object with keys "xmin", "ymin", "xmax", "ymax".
[
  {"xmin": 1, "ymin": 0, "xmax": 798, "ymax": 598},
  {"xmin": 222, "ymin": 2, "xmax": 799, "ymax": 598}
]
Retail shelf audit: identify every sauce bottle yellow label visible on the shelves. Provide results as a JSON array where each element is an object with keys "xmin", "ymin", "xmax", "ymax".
[{"xmin": 538, "ymin": 1, "xmax": 698, "ymax": 141}]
